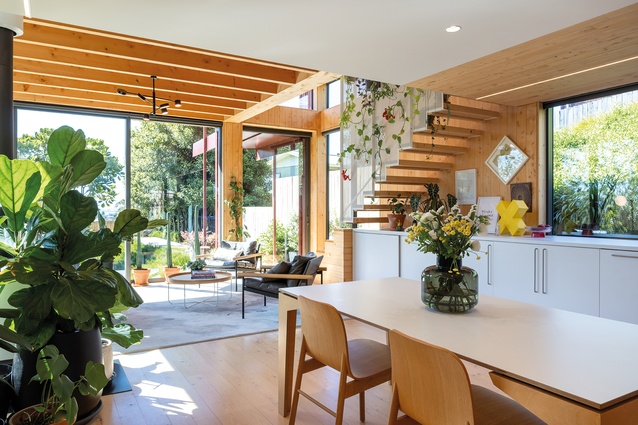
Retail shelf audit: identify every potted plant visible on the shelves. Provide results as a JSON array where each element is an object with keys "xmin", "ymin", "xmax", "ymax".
[
  {"xmin": 185, "ymin": 258, "xmax": 207, "ymax": 271},
  {"xmin": 163, "ymin": 212, "xmax": 180, "ymax": 279},
  {"xmin": 0, "ymin": 126, "xmax": 156, "ymax": 418},
  {"xmin": 9, "ymin": 345, "xmax": 108, "ymax": 425},
  {"xmin": 387, "ymin": 195, "xmax": 407, "ymax": 230},
  {"xmin": 224, "ymin": 175, "xmax": 250, "ymax": 241},
  {"xmin": 132, "ymin": 231, "xmax": 151, "ymax": 286}
]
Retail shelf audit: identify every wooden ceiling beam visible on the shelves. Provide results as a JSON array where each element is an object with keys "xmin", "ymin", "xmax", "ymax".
[
  {"xmin": 14, "ymin": 70, "xmax": 245, "ymax": 114},
  {"xmin": 226, "ymin": 71, "xmax": 340, "ymax": 123},
  {"xmin": 23, "ymin": 19, "xmax": 313, "ymax": 86},
  {"xmin": 14, "ymin": 57, "xmax": 260, "ymax": 105},
  {"xmin": 14, "ymin": 42, "xmax": 281, "ymax": 96}
]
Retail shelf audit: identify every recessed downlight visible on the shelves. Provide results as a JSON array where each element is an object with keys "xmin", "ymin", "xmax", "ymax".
[{"xmin": 446, "ymin": 25, "xmax": 462, "ymax": 33}]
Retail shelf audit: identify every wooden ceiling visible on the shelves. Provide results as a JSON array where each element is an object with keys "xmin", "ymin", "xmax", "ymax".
[
  {"xmin": 13, "ymin": 18, "xmax": 339, "ymax": 123},
  {"xmin": 12, "ymin": 3, "xmax": 638, "ymax": 120},
  {"xmin": 408, "ymin": 3, "xmax": 638, "ymax": 106}
]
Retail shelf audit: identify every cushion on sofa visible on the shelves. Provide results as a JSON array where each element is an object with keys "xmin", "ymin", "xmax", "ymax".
[
  {"xmin": 212, "ymin": 247, "xmax": 243, "ymax": 261},
  {"xmin": 287, "ymin": 255, "xmax": 314, "ymax": 287},
  {"xmin": 264, "ymin": 261, "xmax": 291, "ymax": 282}
]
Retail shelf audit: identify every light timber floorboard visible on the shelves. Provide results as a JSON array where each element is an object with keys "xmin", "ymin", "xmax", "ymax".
[{"xmin": 93, "ymin": 319, "xmax": 499, "ymax": 424}]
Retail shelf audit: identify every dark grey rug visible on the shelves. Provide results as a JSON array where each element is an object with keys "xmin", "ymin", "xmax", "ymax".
[{"xmin": 114, "ymin": 281, "xmax": 289, "ymax": 354}]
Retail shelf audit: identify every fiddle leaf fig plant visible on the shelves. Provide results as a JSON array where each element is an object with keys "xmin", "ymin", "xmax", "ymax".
[{"xmin": 0, "ymin": 126, "xmax": 152, "ymax": 350}]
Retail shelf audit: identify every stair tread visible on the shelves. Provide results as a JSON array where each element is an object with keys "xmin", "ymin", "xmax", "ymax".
[
  {"xmin": 431, "ymin": 103, "xmax": 500, "ymax": 121},
  {"xmin": 414, "ymin": 124, "xmax": 482, "ymax": 139},
  {"xmin": 364, "ymin": 190, "xmax": 424, "ymax": 198},
  {"xmin": 352, "ymin": 217, "xmax": 389, "ymax": 224},
  {"xmin": 389, "ymin": 160, "xmax": 454, "ymax": 171},
  {"xmin": 404, "ymin": 142, "xmax": 468, "ymax": 155}
]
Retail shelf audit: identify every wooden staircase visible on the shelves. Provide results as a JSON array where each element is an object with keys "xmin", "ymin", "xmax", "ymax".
[{"xmin": 350, "ymin": 99, "xmax": 499, "ymax": 228}]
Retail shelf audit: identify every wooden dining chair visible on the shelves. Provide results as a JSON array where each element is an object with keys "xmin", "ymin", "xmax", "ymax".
[
  {"xmin": 289, "ymin": 296, "xmax": 392, "ymax": 425},
  {"xmin": 388, "ymin": 329, "xmax": 546, "ymax": 425}
]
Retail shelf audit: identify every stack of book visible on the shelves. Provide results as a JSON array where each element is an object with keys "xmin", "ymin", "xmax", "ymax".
[{"xmin": 190, "ymin": 270, "xmax": 216, "ymax": 279}]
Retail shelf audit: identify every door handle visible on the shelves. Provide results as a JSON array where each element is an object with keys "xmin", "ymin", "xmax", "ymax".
[
  {"xmin": 611, "ymin": 253, "xmax": 638, "ymax": 259},
  {"xmin": 487, "ymin": 244, "xmax": 492, "ymax": 285},
  {"xmin": 542, "ymin": 248, "xmax": 548, "ymax": 294},
  {"xmin": 533, "ymin": 248, "xmax": 539, "ymax": 293}
]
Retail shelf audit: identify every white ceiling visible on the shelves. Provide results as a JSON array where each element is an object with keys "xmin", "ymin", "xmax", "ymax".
[{"xmin": 19, "ymin": 0, "xmax": 638, "ymax": 85}]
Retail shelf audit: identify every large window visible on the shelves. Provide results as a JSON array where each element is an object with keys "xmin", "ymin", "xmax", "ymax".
[
  {"xmin": 327, "ymin": 79, "xmax": 341, "ymax": 109},
  {"xmin": 548, "ymin": 86, "xmax": 638, "ymax": 237},
  {"xmin": 327, "ymin": 130, "xmax": 342, "ymax": 239}
]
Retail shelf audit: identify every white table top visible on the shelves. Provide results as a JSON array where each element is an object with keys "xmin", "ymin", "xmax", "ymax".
[
  {"xmin": 167, "ymin": 271, "xmax": 231, "ymax": 284},
  {"xmin": 281, "ymin": 277, "xmax": 638, "ymax": 410}
]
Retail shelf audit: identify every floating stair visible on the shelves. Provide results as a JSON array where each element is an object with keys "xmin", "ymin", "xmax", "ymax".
[
  {"xmin": 388, "ymin": 159, "xmax": 454, "ymax": 171},
  {"xmin": 364, "ymin": 190, "xmax": 423, "ymax": 199},
  {"xmin": 404, "ymin": 141, "xmax": 469, "ymax": 156},
  {"xmin": 376, "ymin": 176, "xmax": 440, "ymax": 185},
  {"xmin": 430, "ymin": 103, "xmax": 500, "ymax": 121},
  {"xmin": 414, "ymin": 124, "xmax": 482, "ymax": 139}
]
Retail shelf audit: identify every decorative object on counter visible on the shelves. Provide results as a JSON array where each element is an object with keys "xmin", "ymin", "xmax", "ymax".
[
  {"xmin": 455, "ymin": 169, "xmax": 477, "ymax": 205},
  {"xmin": 496, "ymin": 200, "xmax": 528, "ymax": 236},
  {"xmin": 526, "ymin": 225, "xmax": 552, "ymax": 238},
  {"xmin": 190, "ymin": 270, "xmax": 217, "ymax": 279},
  {"xmin": 511, "ymin": 182, "xmax": 533, "ymax": 212},
  {"xmin": 387, "ymin": 194, "xmax": 407, "ymax": 230},
  {"xmin": 485, "ymin": 136, "xmax": 529, "ymax": 185},
  {"xmin": 477, "ymin": 196, "xmax": 502, "ymax": 234},
  {"xmin": 406, "ymin": 204, "xmax": 488, "ymax": 313}
]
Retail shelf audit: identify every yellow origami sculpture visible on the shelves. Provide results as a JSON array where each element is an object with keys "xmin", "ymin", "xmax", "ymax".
[{"xmin": 496, "ymin": 200, "xmax": 528, "ymax": 236}]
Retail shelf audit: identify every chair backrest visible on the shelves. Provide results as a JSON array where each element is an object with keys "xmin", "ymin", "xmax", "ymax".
[
  {"xmin": 298, "ymin": 296, "xmax": 350, "ymax": 374},
  {"xmin": 287, "ymin": 255, "xmax": 323, "ymax": 287},
  {"xmin": 388, "ymin": 329, "xmax": 475, "ymax": 424}
]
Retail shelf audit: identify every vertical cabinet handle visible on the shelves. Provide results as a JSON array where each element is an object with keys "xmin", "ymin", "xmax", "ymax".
[
  {"xmin": 533, "ymin": 248, "xmax": 539, "ymax": 293},
  {"xmin": 487, "ymin": 244, "xmax": 493, "ymax": 285},
  {"xmin": 542, "ymin": 248, "xmax": 548, "ymax": 294}
]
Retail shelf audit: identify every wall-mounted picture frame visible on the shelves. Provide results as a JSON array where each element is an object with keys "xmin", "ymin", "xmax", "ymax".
[
  {"xmin": 511, "ymin": 182, "xmax": 533, "ymax": 212},
  {"xmin": 485, "ymin": 136, "xmax": 529, "ymax": 185},
  {"xmin": 477, "ymin": 196, "xmax": 502, "ymax": 234},
  {"xmin": 455, "ymin": 169, "xmax": 477, "ymax": 205}
]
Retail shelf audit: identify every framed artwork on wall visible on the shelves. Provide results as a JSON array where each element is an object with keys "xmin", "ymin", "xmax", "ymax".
[
  {"xmin": 455, "ymin": 169, "xmax": 477, "ymax": 205},
  {"xmin": 485, "ymin": 136, "xmax": 529, "ymax": 184},
  {"xmin": 477, "ymin": 196, "xmax": 502, "ymax": 234},
  {"xmin": 511, "ymin": 182, "xmax": 533, "ymax": 212}
]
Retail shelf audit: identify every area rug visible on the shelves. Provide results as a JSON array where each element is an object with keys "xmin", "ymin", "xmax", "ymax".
[{"xmin": 114, "ymin": 281, "xmax": 289, "ymax": 354}]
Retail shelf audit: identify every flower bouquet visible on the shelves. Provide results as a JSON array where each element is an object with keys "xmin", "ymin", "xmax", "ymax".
[{"xmin": 406, "ymin": 204, "xmax": 489, "ymax": 313}]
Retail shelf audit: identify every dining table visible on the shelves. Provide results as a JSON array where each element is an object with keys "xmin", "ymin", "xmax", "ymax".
[{"xmin": 278, "ymin": 277, "xmax": 638, "ymax": 425}]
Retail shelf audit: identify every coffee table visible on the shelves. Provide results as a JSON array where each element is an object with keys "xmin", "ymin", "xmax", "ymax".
[{"xmin": 166, "ymin": 271, "xmax": 232, "ymax": 308}]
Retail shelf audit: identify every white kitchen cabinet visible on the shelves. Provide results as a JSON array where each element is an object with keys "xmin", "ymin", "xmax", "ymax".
[
  {"xmin": 353, "ymin": 231, "xmax": 400, "ymax": 280},
  {"xmin": 600, "ymin": 250, "xmax": 638, "ymax": 325},
  {"xmin": 492, "ymin": 241, "xmax": 599, "ymax": 315},
  {"xmin": 462, "ymin": 240, "xmax": 494, "ymax": 295},
  {"xmin": 400, "ymin": 238, "xmax": 436, "ymax": 281}
]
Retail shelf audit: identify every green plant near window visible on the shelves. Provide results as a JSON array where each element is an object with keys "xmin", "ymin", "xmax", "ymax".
[
  {"xmin": 387, "ymin": 195, "xmax": 408, "ymax": 215},
  {"xmin": 225, "ymin": 175, "xmax": 250, "ymax": 241},
  {"xmin": 338, "ymin": 77, "xmax": 426, "ymax": 179}
]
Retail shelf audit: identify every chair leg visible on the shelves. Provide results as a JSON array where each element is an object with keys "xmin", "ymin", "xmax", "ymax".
[
  {"xmin": 335, "ymin": 358, "xmax": 349, "ymax": 425},
  {"xmin": 263, "ymin": 296, "xmax": 266, "ymax": 306},
  {"xmin": 387, "ymin": 383, "xmax": 401, "ymax": 425},
  {"xmin": 241, "ymin": 278, "xmax": 245, "ymax": 319},
  {"xmin": 289, "ymin": 341, "xmax": 308, "ymax": 425},
  {"xmin": 359, "ymin": 391, "xmax": 365, "ymax": 422}
]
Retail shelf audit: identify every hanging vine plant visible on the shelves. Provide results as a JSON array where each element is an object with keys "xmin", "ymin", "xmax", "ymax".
[
  {"xmin": 338, "ymin": 77, "xmax": 426, "ymax": 179},
  {"xmin": 225, "ymin": 175, "xmax": 250, "ymax": 241}
]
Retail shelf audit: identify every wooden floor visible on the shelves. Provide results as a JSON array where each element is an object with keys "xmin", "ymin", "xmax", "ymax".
[{"xmin": 92, "ymin": 319, "xmax": 502, "ymax": 425}]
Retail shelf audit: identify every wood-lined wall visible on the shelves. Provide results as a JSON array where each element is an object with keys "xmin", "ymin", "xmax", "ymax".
[{"xmin": 449, "ymin": 97, "xmax": 540, "ymax": 226}]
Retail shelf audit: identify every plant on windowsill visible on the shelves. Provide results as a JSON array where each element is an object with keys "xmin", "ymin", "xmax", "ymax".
[{"xmin": 225, "ymin": 175, "xmax": 250, "ymax": 241}]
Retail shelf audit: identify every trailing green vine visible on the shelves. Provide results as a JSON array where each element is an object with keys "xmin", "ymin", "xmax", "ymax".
[
  {"xmin": 338, "ymin": 77, "xmax": 426, "ymax": 179},
  {"xmin": 225, "ymin": 175, "xmax": 250, "ymax": 241}
]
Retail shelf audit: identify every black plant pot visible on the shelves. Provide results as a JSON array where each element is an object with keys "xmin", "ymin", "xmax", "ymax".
[
  {"xmin": 0, "ymin": 363, "xmax": 14, "ymax": 423},
  {"xmin": 11, "ymin": 327, "xmax": 103, "ymax": 421}
]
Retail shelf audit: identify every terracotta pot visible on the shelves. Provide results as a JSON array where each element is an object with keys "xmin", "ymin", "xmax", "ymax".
[
  {"xmin": 163, "ymin": 267, "xmax": 181, "ymax": 281},
  {"xmin": 387, "ymin": 214, "xmax": 406, "ymax": 230},
  {"xmin": 8, "ymin": 406, "xmax": 68, "ymax": 425},
  {"xmin": 132, "ymin": 268, "xmax": 150, "ymax": 286}
]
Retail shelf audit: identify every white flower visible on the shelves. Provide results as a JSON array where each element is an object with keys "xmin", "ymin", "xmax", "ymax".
[
  {"xmin": 478, "ymin": 223, "xmax": 488, "ymax": 236},
  {"xmin": 470, "ymin": 240, "xmax": 481, "ymax": 251},
  {"xmin": 429, "ymin": 230, "xmax": 438, "ymax": 239},
  {"xmin": 424, "ymin": 212, "xmax": 434, "ymax": 221},
  {"xmin": 432, "ymin": 221, "xmax": 439, "ymax": 229}
]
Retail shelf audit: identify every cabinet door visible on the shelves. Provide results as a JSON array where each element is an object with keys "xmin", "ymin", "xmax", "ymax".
[
  {"xmin": 540, "ymin": 245, "xmax": 599, "ymax": 316},
  {"xmin": 353, "ymin": 232, "xmax": 400, "ymax": 280},
  {"xmin": 492, "ymin": 241, "xmax": 540, "ymax": 304},
  {"xmin": 463, "ymin": 240, "xmax": 493, "ymax": 295},
  {"xmin": 400, "ymin": 239, "xmax": 436, "ymax": 281},
  {"xmin": 600, "ymin": 250, "xmax": 638, "ymax": 324}
]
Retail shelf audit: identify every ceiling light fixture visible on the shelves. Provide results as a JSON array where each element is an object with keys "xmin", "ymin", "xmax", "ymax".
[
  {"xmin": 116, "ymin": 76, "xmax": 181, "ymax": 121},
  {"xmin": 446, "ymin": 25, "xmax": 462, "ymax": 33}
]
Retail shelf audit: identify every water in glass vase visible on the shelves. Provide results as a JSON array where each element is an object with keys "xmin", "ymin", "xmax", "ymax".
[{"xmin": 421, "ymin": 255, "xmax": 478, "ymax": 313}]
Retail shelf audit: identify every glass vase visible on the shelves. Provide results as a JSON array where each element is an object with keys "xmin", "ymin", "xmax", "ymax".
[{"xmin": 421, "ymin": 255, "xmax": 479, "ymax": 313}]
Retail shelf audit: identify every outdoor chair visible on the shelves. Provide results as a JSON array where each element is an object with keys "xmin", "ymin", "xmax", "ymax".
[
  {"xmin": 387, "ymin": 329, "xmax": 545, "ymax": 425},
  {"xmin": 239, "ymin": 254, "xmax": 323, "ymax": 318},
  {"xmin": 196, "ymin": 240, "xmax": 262, "ymax": 291}
]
